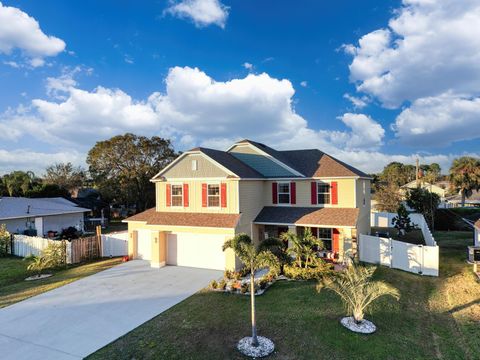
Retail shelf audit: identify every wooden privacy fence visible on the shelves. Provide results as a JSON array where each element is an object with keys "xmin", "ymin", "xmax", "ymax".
[{"xmin": 70, "ymin": 235, "xmax": 101, "ymax": 264}]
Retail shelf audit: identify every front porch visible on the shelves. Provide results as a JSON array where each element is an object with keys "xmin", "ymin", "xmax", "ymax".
[{"xmin": 252, "ymin": 223, "xmax": 357, "ymax": 264}]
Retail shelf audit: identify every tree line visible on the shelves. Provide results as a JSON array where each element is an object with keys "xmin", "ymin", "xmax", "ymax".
[{"xmin": 0, "ymin": 134, "xmax": 178, "ymax": 213}]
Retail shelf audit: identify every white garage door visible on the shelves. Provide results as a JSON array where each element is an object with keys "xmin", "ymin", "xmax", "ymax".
[
  {"xmin": 137, "ymin": 229, "xmax": 152, "ymax": 260},
  {"xmin": 167, "ymin": 232, "xmax": 227, "ymax": 270}
]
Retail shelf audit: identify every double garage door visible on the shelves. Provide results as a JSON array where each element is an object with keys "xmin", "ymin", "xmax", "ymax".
[{"xmin": 136, "ymin": 229, "xmax": 227, "ymax": 270}]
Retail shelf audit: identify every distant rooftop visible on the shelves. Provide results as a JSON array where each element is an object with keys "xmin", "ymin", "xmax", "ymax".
[{"xmin": 0, "ymin": 197, "xmax": 90, "ymax": 220}]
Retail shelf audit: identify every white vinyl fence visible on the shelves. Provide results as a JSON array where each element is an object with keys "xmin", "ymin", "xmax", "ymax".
[
  {"xmin": 101, "ymin": 231, "xmax": 128, "ymax": 257},
  {"xmin": 359, "ymin": 235, "xmax": 439, "ymax": 276},
  {"xmin": 371, "ymin": 211, "xmax": 437, "ymax": 246},
  {"xmin": 12, "ymin": 235, "xmax": 73, "ymax": 264}
]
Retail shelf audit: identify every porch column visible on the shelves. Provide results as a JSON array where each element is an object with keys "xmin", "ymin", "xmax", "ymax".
[
  {"xmin": 151, "ymin": 231, "xmax": 167, "ymax": 268},
  {"xmin": 287, "ymin": 225, "xmax": 297, "ymax": 248},
  {"xmin": 128, "ymin": 230, "xmax": 138, "ymax": 260}
]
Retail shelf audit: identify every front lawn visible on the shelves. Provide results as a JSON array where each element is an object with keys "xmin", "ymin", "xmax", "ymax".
[
  {"xmin": 0, "ymin": 256, "xmax": 122, "ymax": 308},
  {"xmin": 89, "ymin": 231, "xmax": 479, "ymax": 360}
]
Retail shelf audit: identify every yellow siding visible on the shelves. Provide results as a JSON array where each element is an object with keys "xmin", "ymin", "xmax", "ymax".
[
  {"xmin": 236, "ymin": 180, "xmax": 266, "ymax": 237},
  {"xmin": 162, "ymin": 153, "xmax": 230, "ymax": 178},
  {"xmin": 228, "ymin": 144, "xmax": 261, "ymax": 155},
  {"xmin": 156, "ymin": 179, "xmax": 239, "ymax": 213},
  {"xmin": 263, "ymin": 178, "xmax": 356, "ymax": 207}
]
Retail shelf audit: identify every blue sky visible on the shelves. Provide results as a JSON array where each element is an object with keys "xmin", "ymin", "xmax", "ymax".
[{"xmin": 0, "ymin": 0, "xmax": 479, "ymax": 175}]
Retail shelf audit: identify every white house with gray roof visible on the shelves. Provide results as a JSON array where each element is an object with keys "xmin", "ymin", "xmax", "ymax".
[{"xmin": 0, "ymin": 197, "xmax": 90, "ymax": 236}]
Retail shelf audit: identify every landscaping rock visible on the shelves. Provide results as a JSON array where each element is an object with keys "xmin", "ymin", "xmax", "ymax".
[
  {"xmin": 340, "ymin": 316, "xmax": 376, "ymax": 334},
  {"xmin": 237, "ymin": 336, "xmax": 275, "ymax": 358},
  {"xmin": 25, "ymin": 274, "xmax": 53, "ymax": 281}
]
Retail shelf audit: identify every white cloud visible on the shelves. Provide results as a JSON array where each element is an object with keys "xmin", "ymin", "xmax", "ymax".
[
  {"xmin": 393, "ymin": 92, "xmax": 480, "ymax": 146},
  {"xmin": 1, "ymin": 66, "xmax": 476, "ymax": 174},
  {"xmin": 300, "ymin": 81, "xmax": 308, "ymax": 88},
  {"xmin": 3, "ymin": 60, "xmax": 19, "ymax": 68},
  {"xmin": 243, "ymin": 62, "xmax": 253, "ymax": 71},
  {"xmin": 0, "ymin": 148, "xmax": 84, "ymax": 175},
  {"xmin": 0, "ymin": 2, "xmax": 65, "ymax": 67},
  {"xmin": 343, "ymin": 93, "xmax": 368, "ymax": 109},
  {"xmin": 165, "ymin": 0, "xmax": 229, "ymax": 28},
  {"xmin": 346, "ymin": 0, "xmax": 480, "ymax": 108}
]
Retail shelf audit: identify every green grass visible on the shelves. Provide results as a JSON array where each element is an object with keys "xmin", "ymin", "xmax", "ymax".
[
  {"xmin": 0, "ymin": 256, "xmax": 122, "ymax": 308},
  {"xmin": 372, "ymin": 226, "xmax": 425, "ymax": 245},
  {"xmin": 89, "ymin": 231, "xmax": 479, "ymax": 360}
]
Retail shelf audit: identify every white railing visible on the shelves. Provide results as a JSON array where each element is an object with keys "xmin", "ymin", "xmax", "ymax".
[
  {"xmin": 101, "ymin": 231, "xmax": 128, "ymax": 257},
  {"xmin": 12, "ymin": 235, "xmax": 73, "ymax": 264},
  {"xmin": 359, "ymin": 234, "xmax": 439, "ymax": 276},
  {"xmin": 371, "ymin": 211, "xmax": 436, "ymax": 246}
]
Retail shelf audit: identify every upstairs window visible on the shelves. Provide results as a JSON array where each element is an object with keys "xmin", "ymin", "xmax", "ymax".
[
  {"xmin": 208, "ymin": 184, "xmax": 220, "ymax": 207},
  {"xmin": 278, "ymin": 182, "xmax": 290, "ymax": 204},
  {"xmin": 317, "ymin": 182, "xmax": 331, "ymax": 204},
  {"xmin": 171, "ymin": 184, "xmax": 183, "ymax": 207}
]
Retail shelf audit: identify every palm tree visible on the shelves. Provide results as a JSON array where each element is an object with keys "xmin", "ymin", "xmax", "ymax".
[
  {"xmin": 25, "ymin": 255, "xmax": 48, "ymax": 277},
  {"xmin": 280, "ymin": 228, "xmax": 324, "ymax": 268},
  {"xmin": 223, "ymin": 234, "xmax": 279, "ymax": 347},
  {"xmin": 317, "ymin": 263, "xmax": 399, "ymax": 324},
  {"xmin": 449, "ymin": 156, "xmax": 480, "ymax": 207}
]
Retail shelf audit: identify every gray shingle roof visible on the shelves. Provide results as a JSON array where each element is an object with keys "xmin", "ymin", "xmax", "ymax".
[
  {"xmin": 198, "ymin": 148, "xmax": 263, "ymax": 178},
  {"xmin": 0, "ymin": 197, "xmax": 90, "ymax": 220}
]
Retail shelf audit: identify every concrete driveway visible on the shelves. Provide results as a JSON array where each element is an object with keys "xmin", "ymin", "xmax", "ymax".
[{"xmin": 0, "ymin": 261, "xmax": 222, "ymax": 360}]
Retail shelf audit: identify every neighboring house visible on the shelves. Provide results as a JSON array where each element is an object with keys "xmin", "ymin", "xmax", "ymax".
[
  {"xmin": 445, "ymin": 189, "xmax": 480, "ymax": 208},
  {"xmin": 0, "ymin": 197, "xmax": 90, "ymax": 236},
  {"xmin": 125, "ymin": 139, "xmax": 371, "ymax": 271},
  {"xmin": 400, "ymin": 180, "xmax": 447, "ymax": 198},
  {"xmin": 475, "ymin": 219, "xmax": 480, "ymax": 247}
]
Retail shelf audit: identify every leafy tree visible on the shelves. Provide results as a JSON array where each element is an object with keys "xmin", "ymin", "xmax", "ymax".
[
  {"xmin": 391, "ymin": 204, "xmax": 415, "ymax": 236},
  {"xmin": 449, "ymin": 156, "xmax": 480, "ymax": 207},
  {"xmin": 372, "ymin": 183, "xmax": 402, "ymax": 212},
  {"xmin": 406, "ymin": 187, "xmax": 440, "ymax": 228},
  {"xmin": 280, "ymin": 228, "xmax": 324, "ymax": 268},
  {"xmin": 86, "ymin": 134, "xmax": 178, "ymax": 211},
  {"xmin": 0, "ymin": 224, "xmax": 11, "ymax": 256},
  {"xmin": 223, "ymin": 234, "xmax": 279, "ymax": 348},
  {"xmin": 44, "ymin": 162, "xmax": 86, "ymax": 194},
  {"xmin": 423, "ymin": 163, "xmax": 441, "ymax": 184},
  {"xmin": 25, "ymin": 184, "xmax": 71, "ymax": 198},
  {"xmin": 2, "ymin": 171, "xmax": 39, "ymax": 196},
  {"xmin": 317, "ymin": 264, "xmax": 400, "ymax": 324},
  {"xmin": 379, "ymin": 162, "xmax": 416, "ymax": 187}
]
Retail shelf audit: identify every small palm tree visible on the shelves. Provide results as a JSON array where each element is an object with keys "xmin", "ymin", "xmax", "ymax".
[
  {"xmin": 25, "ymin": 255, "xmax": 48, "ymax": 277},
  {"xmin": 281, "ymin": 228, "xmax": 323, "ymax": 268},
  {"xmin": 317, "ymin": 263, "xmax": 400, "ymax": 324},
  {"xmin": 223, "ymin": 234, "xmax": 279, "ymax": 347},
  {"xmin": 449, "ymin": 156, "xmax": 480, "ymax": 207}
]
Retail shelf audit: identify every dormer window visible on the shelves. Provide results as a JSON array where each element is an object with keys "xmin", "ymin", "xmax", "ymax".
[
  {"xmin": 278, "ymin": 182, "xmax": 290, "ymax": 204},
  {"xmin": 317, "ymin": 182, "xmax": 331, "ymax": 204}
]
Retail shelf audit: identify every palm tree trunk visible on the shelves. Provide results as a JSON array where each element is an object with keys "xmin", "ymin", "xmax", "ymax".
[
  {"xmin": 250, "ymin": 270, "xmax": 259, "ymax": 347},
  {"xmin": 461, "ymin": 189, "xmax": 466, "ymax": 207}
]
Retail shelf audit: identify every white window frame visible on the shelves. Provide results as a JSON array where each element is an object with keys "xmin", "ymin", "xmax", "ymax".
[
  {"xmin": 317, "ymin": 181, "xmax": 331, "ymax": 205},
  {"xmin": 170, "ymin": 183, "xmax": 184, "ymax": 207},
  {"xmin": 191, "ymin": 159, "xmax": 198, "ymax": 171},
  {"xmin": 207, "ymin": 182, "xmax": 221, "ymax": 208},
  {"xmin": 277, "ymin": 182, "xmax": 291, "ymax": 205}
]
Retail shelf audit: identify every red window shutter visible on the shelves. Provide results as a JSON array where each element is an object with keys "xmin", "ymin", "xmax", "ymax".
[
  {"xmin": 202, "ymin": 183, "xmax": 207, "ymax": 207},
  {"xmin": 290, "ymin": 182, "xmax": 296, "ymax": 204},
  {"xmin": 272, "ymin": 182, "xmax": 278, "ymax": 204},
  {"xmin": 311, "ymin": 182, "xmax": 317, "ymax": 205},
  {"xmin": 221, "ymin": 182, "xmax": 227, "ymax": 208},
  {"xmin": 166, "ymin": 184, "xmax": 171, "ymax": 207},
  {"xmin": 333, "ymin": 228, "xmax": 340, "ymax": 253},
  {"xmin": 183, "ymin": 183, "xmax": 189, "ymax": 207},
  {"xmin": 331, "ymin": 181, "xmax": 338, "ymax": 205}
]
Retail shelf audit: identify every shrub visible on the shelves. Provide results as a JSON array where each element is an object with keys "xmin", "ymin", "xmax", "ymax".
[
  {"xmin": 224, "ymin": 270, "xmax": 243, "ymax": 280},
  {"xmin": 209, "ymin": 280, "xmax": 218, "ymax": 289},
  {"xmin": 284, "ymin": 262, "xmax": 332, "ymax": 280},
  {"xmin": 42, "ymin": 241, "xmax": 66, "ymax": 268},
  {"xmin": 25, "ymin": 255, "xmax": 49, "ymax": 276},
  {"xmin": 259, "ymin": 278, "xmax": 269, "ymax": 290},
  {"xmin": 240, "ymin": 282, "xmax": 249, "ymax": 294},
  {"xmin": 0, "ymin": 224, "xmax": 11, "ymax": 256},
  {"xmin": 60, "ymin": 226, "xmax": 80, "ymax": 240},
  {"xmin": 218, "ymin": 279, "xmax": 227, "ymax": 290}
]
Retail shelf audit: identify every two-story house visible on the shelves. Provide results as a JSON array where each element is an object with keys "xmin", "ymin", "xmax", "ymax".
[{"xmin": 125, "ymin": 139, "xmax": 371, "ymax": 270}]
